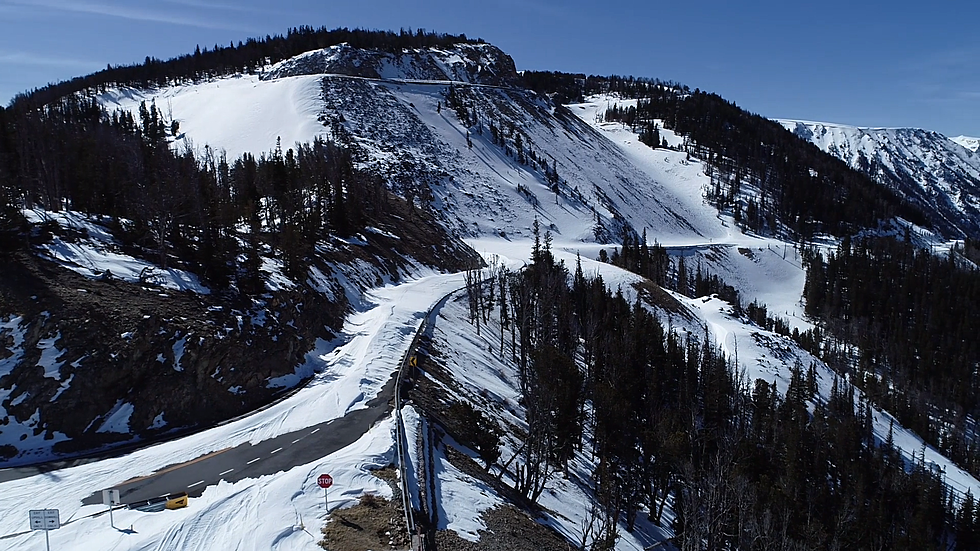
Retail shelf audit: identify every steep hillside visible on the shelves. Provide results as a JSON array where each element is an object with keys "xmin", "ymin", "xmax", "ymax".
[
  {"xmin": 522, "ymin": 73, "xmax": 937, "ymax": 240},
  {"xmin": 0, "ymin": 176, "xmax": 478, "ymax": 466},
  {"xmin": 100, "ymin": 45, "xmax": 727, "ymax": 247},
  {"xmin": 782, "ymin": 120, "xmax": 980, "ymax": 239},
  {"xmin": 262, "ymin": 41, "xmax": 519, "ymax": 86}
]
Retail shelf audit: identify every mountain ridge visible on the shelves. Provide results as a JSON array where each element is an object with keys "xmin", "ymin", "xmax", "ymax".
[
  {"xmin": 780, "ymin": 118, "xmax": 980, "ymax": 239},
  {"xmin": 953, "ymin": 135, "xmax": 980, "ymax": 153}
]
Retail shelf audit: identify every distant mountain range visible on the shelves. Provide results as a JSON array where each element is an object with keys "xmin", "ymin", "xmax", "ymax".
[
  {"xmin": 953, "ymin": 135, "xmax": 980, "ymax": 153},
  {"xmin": 781, "ymin": 120, "xmax": 980, "ymax": 239}
]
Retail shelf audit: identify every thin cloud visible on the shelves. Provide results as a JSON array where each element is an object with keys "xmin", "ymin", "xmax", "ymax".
[
  {"xmin": 903, "ymin": 46, "xmax": 980, "ymax": 82},
  {"xmin": 2, "ymin": 0, "xmax": 261, "ymax": 32},
  {"xmin": 0, "ymin": 51, "xmax": 102, "ymax": 70},
  {"xmin": 900, "ymin": 46, "xmax": 980, "ymax": 105},
  {"xmin": 161, "ymin": 0, "xmax": 280, "ymax": 15}
]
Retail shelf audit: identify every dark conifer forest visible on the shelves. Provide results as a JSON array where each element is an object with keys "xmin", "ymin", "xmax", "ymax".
[
  {"xmin": 464, "ymin": 232, "xmax": 969, "ymax": 551},
  {"xmin": 0, "ymin": 92, "xmax": 400, "ymax": 288},
  {"xmin": 804, "ymin": 237, "xmax": 980, "ymax": 476}
]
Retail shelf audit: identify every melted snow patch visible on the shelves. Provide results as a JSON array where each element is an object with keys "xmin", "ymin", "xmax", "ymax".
[
  {"xmin": 50, "ymin": 374, "xmax": 73, "ymax": 402},
  {"xmin": 172, "ymin": 336, "xmax": 187, "ymax": 372},
  {"xmin": 260, "ymin": 257, "xmax": 296, "ymax": 291},
  {"xmin": 36, "ymin": 333, "xmax": 65, "ymax": 380},
  {"xmin": 0, "ymin": 315, "xmax": 27, "ymax": 378},
  {"xmin": 150, "ymin": 412, "xmax": 167, "ymax": 429},
  {"xmin": 0, "ymin": 316, "xmax": 28, "ymax": 419}
]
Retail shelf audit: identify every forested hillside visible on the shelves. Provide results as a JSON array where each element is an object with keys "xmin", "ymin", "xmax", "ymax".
[
  {"xmin": 447, "ymin": 234, "xmax": 968, "ymax": 550},
  {"xmin": 9, "ymin": 27, "xmax": 484, "ymax": 109},
  {"xmin": 527, "ymin": 70, "xmax": 980, "ymax": 507},
  {"xmin": 783, "ymin": 120, "xmax": 980, "ymax": 240},
  {"xmin": 0, "ymin": 44, "xmax": 479, "ymax": 460},
  {"xmin": 804, "ymin": 236, "xmax": 980, "ymax": 475}
]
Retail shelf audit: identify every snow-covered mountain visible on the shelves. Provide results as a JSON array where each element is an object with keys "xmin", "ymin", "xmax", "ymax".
[
  {"xmin": 953, "ymin": 135, "xmax": 980, "ymax": 153},
  {"xmin": 3, "ymin": 39, "xmax": 980, "ymax": 551},
  {"xmin": 261, "ymin": 41, "xmax": 520, "ymax": 86},
  {"xmin": 100, "ymin": 43, "xmax": 726, "ymax": 246},
  {"xmin": 781, "ymin": 120, "xmax": 980, "ymax": 238}
]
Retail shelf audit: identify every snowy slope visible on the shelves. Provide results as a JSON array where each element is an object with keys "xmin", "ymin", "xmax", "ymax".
[
  {"xmin": 781, "ymin": 120, "xmax": 980, "ymax": 239},
  {"xmin": 263, "ymin": 42, "xmax": 520, "ymax": 86},
  {"xmin": 423, "ymin": 244, "xmax": 980, "ymax": 549},
  {"xmin": 98, "ymin": 74, "xmax": 327, "ymax": 162},
  {"xmin": 96, "ymin": 48, "xmax": 733, "ymax": 248},
  {"xmin": 0, "ymin": 272, "xmax": 466, "ymax": 550},
  {"xmin": 952, "ymin": 135, "xmax": 980, "ymax": 153}
]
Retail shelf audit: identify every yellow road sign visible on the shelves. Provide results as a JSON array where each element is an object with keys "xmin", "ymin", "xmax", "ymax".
[{"xmin": 165, "ymin": 494, "xmax": 189, "ymax": 510}]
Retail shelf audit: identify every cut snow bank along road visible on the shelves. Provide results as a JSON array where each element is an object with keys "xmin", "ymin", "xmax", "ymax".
[
  {"xmin": 77, "ymin": 271, "xmax": 468, "ymax": 506},
  {"xmin": 0, "ymin": 272, "xmax": 466, "ymax": 509},
  {"xmin": 80, "ymin": 377, "xmax": 398, "ymax": 505}
]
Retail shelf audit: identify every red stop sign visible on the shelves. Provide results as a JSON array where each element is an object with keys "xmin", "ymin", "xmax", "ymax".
[{"xmin": 317, "ymin": 474, "xmax": 333, "ymax": 488}]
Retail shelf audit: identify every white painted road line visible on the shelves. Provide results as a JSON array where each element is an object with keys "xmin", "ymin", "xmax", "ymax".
[
  {"xmin": 310, "ymin": 428, "xmax": 320, "ymax": 435},
  {"xmin": 291, "ymin": 438, "xmax": 302, "ymax": 444},
  {"xmin": 188, "ymin": 480, "xmax": 205, "ymax": 488},
  {"xmin": 218, "ymin": 469, "xmax": 234, "ymax": 476},
  {"xmin": 270, "ymin": 447, "xmax": 283, "ymax": 454},
  {"xmin": 246, "ymin": 457, "xmax": 261, "ymax": 465}
]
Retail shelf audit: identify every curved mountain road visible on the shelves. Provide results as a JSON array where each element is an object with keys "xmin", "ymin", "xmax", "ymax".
[
  {"xmin": 75, "ymin": 282, "xmax": 465, "ymax": 508},
  {"xmin": 80, "ymin": 374, "xmax": 398, "ymax": 506}
]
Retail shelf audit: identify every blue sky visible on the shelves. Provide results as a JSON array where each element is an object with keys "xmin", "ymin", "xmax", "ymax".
[{"xmin": 1, "ymin": 0, "xmax": 977, "ymax": 137}]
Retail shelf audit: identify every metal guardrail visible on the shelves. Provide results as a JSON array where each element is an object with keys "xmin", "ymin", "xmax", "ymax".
[
  {"xmin": 394, "ymin": 347, "xmax": 419, "ymax": 550},
  {"xmin": 393, "ymin": 278, "xmax": 488, "ymax": 550},
  {"xmin": 394, "ymin": 308, "xmax": 433, "ymax": 551}
]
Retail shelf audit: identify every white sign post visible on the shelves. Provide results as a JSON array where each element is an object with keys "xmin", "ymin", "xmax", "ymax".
[
  {"xmin": 29, "ymin": 509, "xmax": 60, "ymax": 551},
  {"xmin": 102, "ymin": 489, "xmax": 121, "ymax": 528}
]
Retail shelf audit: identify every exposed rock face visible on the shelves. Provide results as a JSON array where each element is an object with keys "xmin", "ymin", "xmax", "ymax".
[
  {"xmin": 261, "ymin": 42, "xmax": 520, "ymax": 87},
  {"xmin": 0, "ymin": 254, "xmax": 339, "ymax": 457}
]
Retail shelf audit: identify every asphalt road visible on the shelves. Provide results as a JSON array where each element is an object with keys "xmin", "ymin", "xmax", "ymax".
[{"xmin": 79, "ymin": 373, "xmax": 397, "ymax": 506}]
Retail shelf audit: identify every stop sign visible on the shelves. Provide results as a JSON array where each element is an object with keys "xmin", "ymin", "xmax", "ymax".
[{"xmin": 317, "ymin": 474, "xmax": 333, "ymax": 489}]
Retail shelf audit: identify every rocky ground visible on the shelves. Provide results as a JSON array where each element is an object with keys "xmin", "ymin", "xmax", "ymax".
[
  {"xmin": 0, "ymin": 192, "xmax": 480, "ymax": 466},
  {"xmin": 320, "ymin": 467, "xmax": 411, "ymax": 551}
]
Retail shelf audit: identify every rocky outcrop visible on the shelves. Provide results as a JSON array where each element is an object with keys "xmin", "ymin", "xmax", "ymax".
[{"xmin": 261, "ymin": 42, "xmax": 520, "ymax": 87}]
